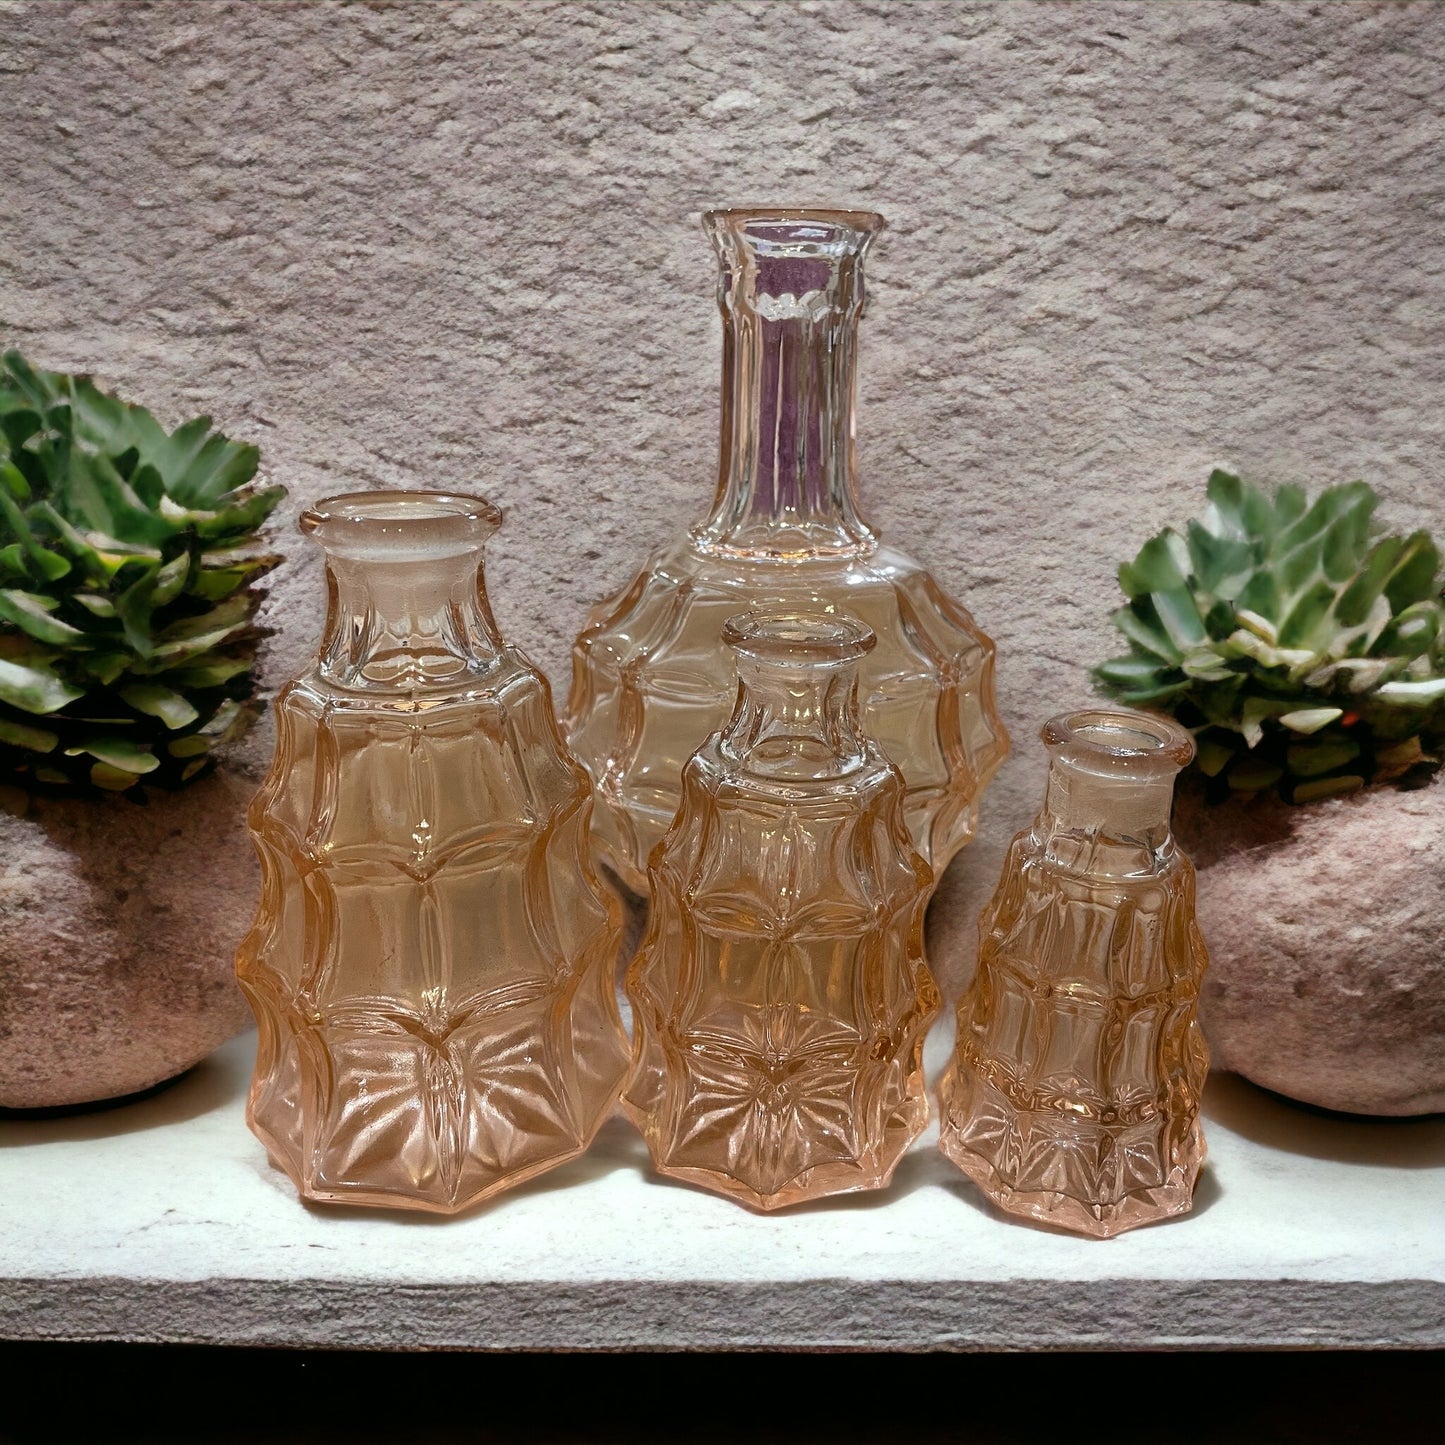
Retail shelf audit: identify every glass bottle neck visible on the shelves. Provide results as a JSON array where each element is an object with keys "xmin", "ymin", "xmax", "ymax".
[
  {"xmin": 718, "ymin": 656, "xmax": 868, "ymax": 780},
  {"xmin": 692, "ymin": 212, "xmax": 880, "ymax": 561},
  {"xmin": 1036, "ymin": 756, "xmax": 1180, "ymax": 877},
  {"xmin": 318, "ymin": 550, "xmax": 503, "ymax": 689}
]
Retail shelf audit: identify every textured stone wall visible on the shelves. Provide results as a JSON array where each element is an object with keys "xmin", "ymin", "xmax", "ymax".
[{"xmin": 3, "ymin": 0, "xmax": 1443, "ymax": 984}]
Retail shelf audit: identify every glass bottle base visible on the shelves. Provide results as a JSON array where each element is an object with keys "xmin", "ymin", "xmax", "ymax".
[
  {"xmin": 937, "ymin": 1067, "xmax": 1205, "ymax": 1238},
  {"xmin": 251, "ymin": 1111, "xmax": 617, "ymax": 1217},
  {"xmin": 622, "ymin": 1093, "xmax": 931, "ymax": 1213},
  {"xmin": 242, "ymin": 958, "xmax": 629, "ymax": 1216}
]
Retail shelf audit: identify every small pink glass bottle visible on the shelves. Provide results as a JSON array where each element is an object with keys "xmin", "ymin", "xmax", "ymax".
[{"xmin": 938, "ymin": 708, "xmax": 1210, "ymax": 1237}]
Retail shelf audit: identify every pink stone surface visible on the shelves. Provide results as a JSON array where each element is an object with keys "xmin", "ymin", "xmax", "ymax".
[
  {"xmin": 0, "ymin": 769, "xmax": 258, "ymax": 1109},
  {"xmin": 1178, "ymin": 778, "xmax": 1445, "ymax": 1117}
]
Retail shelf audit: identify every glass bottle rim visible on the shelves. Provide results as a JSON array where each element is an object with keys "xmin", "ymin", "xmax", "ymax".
[
  {"xmin": 1041, "ymin": 708, "xmax": 1195, "ymax": 770},
  {"xmin": 704, "ymin": 206, "xmax": 885, "ymax": 253},
  {"xmin": 723, "ymin": 608, "xmax": 876, "ymax": 665},
  {"xmin": 301, "ymin": 490, "xmax": 502, "ymax": 557}
]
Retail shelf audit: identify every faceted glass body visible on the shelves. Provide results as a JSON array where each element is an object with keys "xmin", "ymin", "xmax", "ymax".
[
  {"xmin": 938, "ymin": 709, "xmax": 1210, "ymax": 1237},
  {"xmin": 624, "ymin": 610, "xmax": 940, "ymax": 1211},
  {"xmin": 565, "ymin": 207, "xmax": 1007, "ymax": 893},
  {"xmin": 236, "ymin": 492, "xmax": 628, "ymax": 1213}
]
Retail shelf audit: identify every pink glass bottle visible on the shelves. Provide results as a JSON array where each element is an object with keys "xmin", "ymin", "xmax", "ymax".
[
  {"xmin": 236, "ymin": 491, "xmax": 628, "ymax": 1213},
  {"xmin": 565, "ymin": 207, "xmax": 1007, "ymax": 894},
  {"xmin": 624, "ymin": 608, "xmax": 939, "ymax": 1210},
  {"xmin": 938, "ymin": 708, "xmax": 1210, "ymax": 1236}
]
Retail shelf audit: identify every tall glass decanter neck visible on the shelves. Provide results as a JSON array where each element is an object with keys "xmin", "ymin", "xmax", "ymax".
[
  {"xmin": 302, "ymin": 491, "xmax": 505, "ymax": 690},
  {"xmin": 717, "ymin": 611, "xmax": 875, "ymax": 780},
  {"xmin": 1034, "ymin": 710, "xmax": 1196, "ymax": 877},
  {"xmin": 692, "ymin": 208, "xmax": 882, "ymax": 561}
]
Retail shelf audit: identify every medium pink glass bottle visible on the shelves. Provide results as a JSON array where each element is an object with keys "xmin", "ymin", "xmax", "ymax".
[
  {"xmin": 624, "ymin": 608, "xmax": 939, "ymax": 1211},
  {"xmin": 938, "ymin": 708, "xmax": 1210, "ymax": 1237},
  {"xmin": 236, "ymin": 491, "xmax": 628, "ymax": 1213}
]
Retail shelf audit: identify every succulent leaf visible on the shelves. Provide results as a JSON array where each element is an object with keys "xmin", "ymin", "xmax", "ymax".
[
  {"xmin": 65, "ymin": 735, "xmax": 161, "ymax": 774},
  {"xmin": 0, "ymin": 716, "xmax": 58, "ymax": 752},
  {"xmin": 118, "ymin": 683, "xmax": 200, "ymax": 730},
  {"xmin": 1184, "ymin": 521, "xmax": 1253, "ymax": 597},
  {"xmin": 1278, "ymin": 707, "xmax": 1343, "ymax": 734},
  {"xmin": 0, "ymin": 352, "xmax": 284, "ymax": 793},
  {"xmin": 1119, "ymin": 533, "xmax": 1189, "ymax": 597},
  {"xmin": 1095, "ymin": 470, "xmax": 1445, "ymax": 803},
  {"xmin": 0, "ymin": 656, "xmax": 85, "ymax": 714},
  {"xmin": 1385, "ymin": 533, "xmax": 1441, "ymax": 614},
  {"xmin": 1293, "ymin": 775, "xmax": 1365, "ymax": 803},
  {"xmin": 0, "ymin": 589, "xmax": 88, "ymax": 646}
]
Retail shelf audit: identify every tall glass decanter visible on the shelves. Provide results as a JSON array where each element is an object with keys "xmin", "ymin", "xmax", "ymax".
[
  {"xmin": 565, "ymin": 207, "xmax": 1008, "ymax": 892},
  {"xmin": 938, "ymin": 709, "xmax": 1210, "ymax": 1237},
  {"xmin": 624, "ymin": 609, "xmax": 939, "ymax": 1211},
  {"xmin": 236, "ymin": 491, "xmax": 628, "ymax": 1213}
]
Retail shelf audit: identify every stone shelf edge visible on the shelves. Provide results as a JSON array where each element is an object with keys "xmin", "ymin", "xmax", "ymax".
[{"xmin": 2, "ymin": 1034, "xmax": 1442, "ymax": 1352}]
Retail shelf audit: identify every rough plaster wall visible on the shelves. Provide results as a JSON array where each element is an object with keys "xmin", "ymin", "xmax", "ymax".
[{"xmin": 2, "ymin": 0, "xmax": 1442, "ymax": 990}]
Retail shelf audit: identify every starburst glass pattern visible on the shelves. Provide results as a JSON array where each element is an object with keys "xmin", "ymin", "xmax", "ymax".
[
  {"xmin": 237, "ymin": 492, "xmax": 628, "ymax": 1213},
  {"xmin": 938, "ymin": 709, "xmax": 1210, "ymax": 1237},
  {"xmin": 565, "ymin": 208, "xmax": 1007, "ymax": 893},
  {"xmin": 624, "ymin": 610, "xmax": 939, "ymax": 1211}
]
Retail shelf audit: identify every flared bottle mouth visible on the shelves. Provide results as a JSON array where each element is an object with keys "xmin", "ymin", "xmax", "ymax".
[
  {"xmin": 302, "ymin": 490, "xmax": 502, "ymax": 560},
  {"xmin": 723, "ymin": 608, "xmax": 876, "ymax": 666},
  {"xmin": 1041, "ymin": 708, "xmax": 1196, "ymax": 773},
  {"xmin": 704, "ymin": 207, "xmax": 885, "ymax": 259}
]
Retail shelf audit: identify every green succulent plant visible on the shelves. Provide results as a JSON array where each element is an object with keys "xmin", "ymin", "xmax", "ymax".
[
  {"xmin": 1094, "ymin": 469, "xmax": 1445, "ymax": 803},
  {"xmin": 0, "ymin": 351, "xmax": 284, "ymax": 793}
]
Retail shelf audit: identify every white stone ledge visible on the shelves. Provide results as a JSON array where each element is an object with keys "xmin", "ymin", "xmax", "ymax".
[{"xmin": 2, "ymin": 1034, "xmax": 1442, "ymax": 1351}]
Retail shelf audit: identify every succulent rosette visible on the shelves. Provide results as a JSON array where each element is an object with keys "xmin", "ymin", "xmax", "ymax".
[
  {"xmin": 1095, "ymin": 469, "xmax": 1445, "ymax": 802},
  {"xmin": 0, "ymin": 352, "xmax": 284, "ymax": 792}
]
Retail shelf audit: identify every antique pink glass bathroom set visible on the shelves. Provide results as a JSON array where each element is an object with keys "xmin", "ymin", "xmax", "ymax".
[{"xmin": 236, "ymin": 208, "xmax": 1211, "ymax": 1237}]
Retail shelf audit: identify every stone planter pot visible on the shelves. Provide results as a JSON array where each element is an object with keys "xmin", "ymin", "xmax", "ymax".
[
  {"xmin": 1175, "ymin": 775, "xmax": 1445, "ymax": 1117},
  {"xmin": 0, "ymin": 767, "xmax": 259, "ymax": 1109}
]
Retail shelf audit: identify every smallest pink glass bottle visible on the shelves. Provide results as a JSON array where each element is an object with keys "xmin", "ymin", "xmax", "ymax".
[{"xmin": 938, "ymin": 708, "xmax": 1209, "ymax": 1237}]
